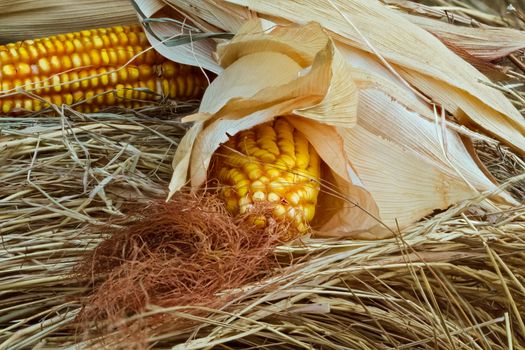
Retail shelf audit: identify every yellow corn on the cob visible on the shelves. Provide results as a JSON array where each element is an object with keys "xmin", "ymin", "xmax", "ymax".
[
  {"xmin": 211, "ymin": 118, "xmax": 321, "ymax": 233},
  {"xmin": 0, "ymin": 25, "xmax": 207, "ymax": 114}
]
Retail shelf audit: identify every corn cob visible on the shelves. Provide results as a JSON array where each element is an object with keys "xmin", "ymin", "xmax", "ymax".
[
  {"xmin": 0, "ymin": 25, "xmax": 208, "ymax": 114},
  {"xmin": 211, "ymin": 118, "xmax": 321, "ymax": 233}
]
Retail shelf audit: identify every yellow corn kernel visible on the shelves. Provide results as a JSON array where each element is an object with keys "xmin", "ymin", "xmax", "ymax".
[
  {"xmin": 2, "ymin": 64, "xmax": 16, "ymax": 78},
  {"xmin": 2, "ymin": 100, "xmax": 13, "ymax": 113},
  {"xmin": 303, "ymin": 204, "xmax": 316, "ymax": 222},
  {"xmin": 235, "ymin": 179, "xmax": 250, "ymax": 197},
  {"xmin": 273, "ymin": 204, "xmax": 286, "ymax": 218},
  {"xmin": 226, "ymin": 198, "xmax": 238, "ymax": 213},
  {"xmin": 252, "ymin": 191, "xmax": 266, "ymax": 201},
  {"xmin": 239, "ymin": 197, "xmax": 253, "ymax": 214},
  {"xmin": 252, "ymin": 216, "xmax": 267, "ymax": 228},
  {"xmin": 244, "ymin": 163, "xmax": 263, "ymax": 181},
  {"xmin": 250, "ymin": 180, "xmax": 265, "ymax": 192},
  {"xmin": 267, "ymin": 192, "xmax": 280, "ymax": 203}
]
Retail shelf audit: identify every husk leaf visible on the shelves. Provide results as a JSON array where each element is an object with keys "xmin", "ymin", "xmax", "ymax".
[
  {"xmin": 386, "ymin": 0, "xmax": 525, "ymax": 60},
  {"xmin": 0, "ymin": 0, "xmax": 138, "ymax": 43},
  {"xmin": 400, "ymin": 13, "xmax": 525, "ymax": 61},
  {"xmin": 140, "ymin": 18, "xmax": 220, "ymax": 73}
]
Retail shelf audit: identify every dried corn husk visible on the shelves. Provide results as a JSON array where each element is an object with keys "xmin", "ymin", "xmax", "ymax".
[
  {"xmin": 0, "ymin": 0, "xmax": 138, "ymax": 43},
  {"xmin": 399, "ymin": 13, "xmax": 525, "ymax": 61},
  {"xmin": 134, "ymin": 0, "xmax": 525, "ymax": 156},
  {"xmin": 168, "ymin": 20, "xmax": 513, "ymax": 238}
]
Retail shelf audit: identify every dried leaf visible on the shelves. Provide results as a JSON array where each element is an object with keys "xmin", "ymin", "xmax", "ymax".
[
  {"xmin": 401, "ymin": 13, "xmax": 525, "ymax": 61},
  {"xmin": 141, "ymin": 20, "xmax": 221, "ymax": 73},
  {"xmin": 0, "ymin": 0, "xmax": 138, "ymax": 43}
]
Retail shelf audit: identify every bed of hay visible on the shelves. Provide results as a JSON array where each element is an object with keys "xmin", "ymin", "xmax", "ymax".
[{"xmin": 1, "ymin": 1, "xmax": 525, "ymax": 349}]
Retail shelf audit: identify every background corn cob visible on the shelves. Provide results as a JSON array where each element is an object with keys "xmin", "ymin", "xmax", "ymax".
[
  {"xmin": 211, "ymin": 118, "xmax": 321, "ymax": 233},
  {"xmin": 0, "ymin": 25, "xmax": 208, "ymax": 114}
]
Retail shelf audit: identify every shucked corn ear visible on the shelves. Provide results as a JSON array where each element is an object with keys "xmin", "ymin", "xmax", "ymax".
[
  {"xmin": 211, "ymin": 118, "xmax": 321, "ymax": 233},
  {"xmin": 0, "ymin": 25, "xmax": 208, "ymax": 114}
]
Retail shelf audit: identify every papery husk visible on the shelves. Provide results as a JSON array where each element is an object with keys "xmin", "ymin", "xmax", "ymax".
[
  {"xmin": 399, "ymin": 13, "xmax": 525, "ymax": 61},
  {"xmin": 168, "ymin": 20, "xmax": 513, "ymax": 238},
  {"xmin": 134, "ymin": 0, "xmax": 525, "ymax": 155},
  {"xmin": 383, "ymin": 0, "xmax": 514, "ymax": 28},
  {"xmin": 133, "ymin": 0, "xmax": 227, "ymax": 73},
  {"xmin": 0, "ymin": 0, "xmax": 138, "ymax": 43}
]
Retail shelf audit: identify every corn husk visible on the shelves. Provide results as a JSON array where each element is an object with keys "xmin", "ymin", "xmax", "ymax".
[
  {"xmin": 384, "ymin": 0, "xmax": 520, "ymax": 27},
  {"xmin": 134, "ymin": 0, "xmax": 525, "ymax": 156},
  {"xmin": 167, "ymin": 20, "xmax": 514, "ymax": 238},
  {"xmin": 0, "ymin": 0, "xmax": 138, "ymax": 43},
  {"xmin": 399, "ymin": 13, "xmax": 525, "ymax": 61}
]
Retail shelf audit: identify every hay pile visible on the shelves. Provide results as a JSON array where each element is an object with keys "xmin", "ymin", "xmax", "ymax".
[
  {"xmin": 1, "ymin": 109, "xmax": 523, "ymax": 349},
  {"xmin": 1, "ymin": 1, "xmax": 525, "ymax": 349}
]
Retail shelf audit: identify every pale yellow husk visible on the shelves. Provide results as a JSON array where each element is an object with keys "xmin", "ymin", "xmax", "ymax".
[
  {"xmin": 0, "ymin": 0, "xmax": 138, "ymax": 43},
  {"xmin": 135, "ymin": 0, "xmax": 525, "ymax": 156},
  {"xmin": 400, "ymin": 13, "xmax": 525, "ymax": 60},
  {"xmin": 384, "ymin": 2, "xmax": 525, "ymax": 79},
  {"xmin": 167, "ymin": 20, "xmax": 514, "ymax": 238}
]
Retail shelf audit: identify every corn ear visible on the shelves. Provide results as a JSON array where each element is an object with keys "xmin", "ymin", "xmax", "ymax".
[
  {"xmin": 168, "ymin": 19, "xmax": 515, "ymax": 238},
  {"xmin": 211, "ymin": 118, "xmax": 321, "ymax": 233},
  {"xmin": 0, "ymin": 25, "xmax": 208, "ymax": 114}
]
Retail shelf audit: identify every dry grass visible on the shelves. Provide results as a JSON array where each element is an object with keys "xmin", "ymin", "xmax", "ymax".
[
  {"xmin": 0, "ymin": 109, "xmax": 187, "ymax": 349},
  {"xmin": 0, "ymin": 107, "xmax": 523, "ymax": 349},
  {"xmin": 1, "ymin": 1, "xmax": 525, "ymax": 349}
]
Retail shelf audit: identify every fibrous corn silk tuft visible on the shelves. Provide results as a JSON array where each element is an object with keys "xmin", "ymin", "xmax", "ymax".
[{"xmin": 74, "ymin": 192, "xmax": 296, "ymax": 334}]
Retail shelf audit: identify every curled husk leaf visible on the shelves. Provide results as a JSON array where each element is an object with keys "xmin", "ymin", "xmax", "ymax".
[{"xmin": 169, "ymin": 20, "xmax": 514, "ymax": 239}]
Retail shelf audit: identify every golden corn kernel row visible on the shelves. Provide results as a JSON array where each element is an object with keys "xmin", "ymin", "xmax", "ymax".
[
  {"xmin": 0, "ymin": 25, "xmax": 148, "ymax": 65},
  {"xmin": 1, "ymin": 63, "xmax": 202, "ymax": 96},
  {"xmin": 0, "ymin": 46, "xmax": 163, "ymax": 79},
  {"xmin": 0, "ymin": 76, "xmax": 205, "ymax": 114},
  {"xmin": 0, "ymin": 25, "xmax": 208, "ymax": 114},
  {"xmin": 211, "ymin": 118, "xmax": 321, "ymax": 233}
]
